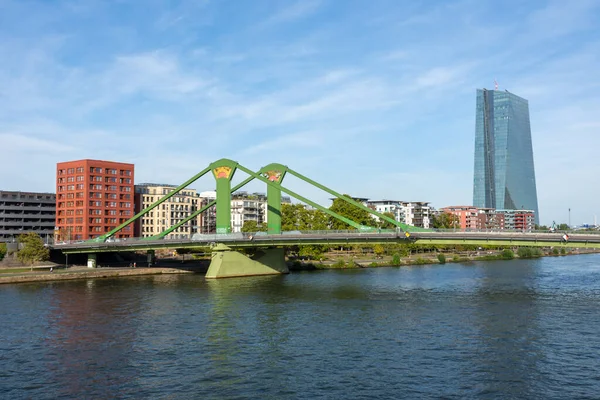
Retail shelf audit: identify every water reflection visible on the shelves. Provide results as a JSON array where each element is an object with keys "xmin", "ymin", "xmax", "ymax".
[
  {"xmin": 44, "ymin": 279, "xmax": 148, "ymax": 398},
  {"xmin": 473, "ymin": 259, "xmax": 543, "ymax": 398},
  {"xmin": 2, "ymin": 256, "xmax": 600, "ymax": 399}
]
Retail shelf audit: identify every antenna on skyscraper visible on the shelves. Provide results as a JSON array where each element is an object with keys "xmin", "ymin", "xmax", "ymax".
[{"xmin": 494, "ymin": 79, "xmax": 499, "ymax": 90}]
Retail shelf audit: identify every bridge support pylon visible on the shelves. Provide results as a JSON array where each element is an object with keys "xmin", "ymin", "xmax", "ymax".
[
  {"xmin": 147, "ymin": 250, "xmax": 156, "ymax": 267},
  {"xmin": 87, "ymin": 253, "xmax": 97, "ymax": 268},
  {"xmin": 206, "ymin": 244, "xmax": 289, "ymax": 279}
]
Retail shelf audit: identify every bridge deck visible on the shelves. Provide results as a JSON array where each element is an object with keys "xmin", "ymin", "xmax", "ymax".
[{"xmin": 54, "ymin": 231, "xmax": 600, "ymax": 254}]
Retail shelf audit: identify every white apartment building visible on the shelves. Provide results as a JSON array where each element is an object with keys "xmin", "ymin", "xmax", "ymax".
[
  {"xmin": 229, "ymin": 192, "xmax": 291, "ymax": 233},
  {"xmin": 365, "ymin": 200, "xmax": 406, "ymax": 225},
  {"xmin": 366, "ymin": 200, "xmax": 431, "ymax": 229},
  {"xmin": 401, "ymin": 201, "xmax": 431, "ymax": 229},
  {"xmin": 134, "ymin": 184, "xmax": 202, "ymax": 239}
]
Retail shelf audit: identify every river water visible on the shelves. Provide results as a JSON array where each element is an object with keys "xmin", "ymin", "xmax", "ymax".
[{"xmin": 1, "ymin": 254, "xmax": 600, "ymax": 399}]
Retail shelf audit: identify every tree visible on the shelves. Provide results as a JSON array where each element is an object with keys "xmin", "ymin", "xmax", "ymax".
[
  {"xmin": 241, "ymin": 220, "xmax": 266, "ymax": 233},
  {"xmin": 0, "ymin": 242, "xmax": 6, "ymax": 261},
  {"xmin": 431, "ymin": 212, "xmax": 460, "ymax": 229},
  {"xmin": 373, "ymin": 244, "xmax": 385, "ymax": 258},
  {"xmin": 378, "ymin": 212, "xmax": 397, "ymax": 229},
  {"xmin": 328, "ymin": 195, "xmax": 375, "ymax": 230},
  {"xmin": 557, "ymin": 223, "xmax": 570, "ymax": 231},
  {"xmin": 17, "ymin": 233, "xmax": 50, "ymax": 265},
  {"xmin": 281, "ymin": 204, "xmax": 330, "ymax": 231},
  {"xmin": 298, "ymin": 245, "xmax": 327, "ymax": 260}
]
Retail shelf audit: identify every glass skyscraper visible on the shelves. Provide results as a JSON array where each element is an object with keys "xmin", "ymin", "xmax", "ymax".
[{"xmin": 473, "ymin": 89, "xmax": 540, "ymax": 224}]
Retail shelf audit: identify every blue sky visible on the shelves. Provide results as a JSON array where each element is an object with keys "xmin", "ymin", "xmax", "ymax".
[{"xmin": 1, "ymin": 0, "xmax": 599, "ymax": 226}]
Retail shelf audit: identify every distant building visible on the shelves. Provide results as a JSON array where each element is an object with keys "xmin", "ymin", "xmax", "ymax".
[
  {"xmin": 199, "ymin": 191, "xmax": 217, "ymax": 234},
  {"xmin": 230, "ymin": 192, "xmax": 291, "ymax": 233},
  {"xmin": 401, "ymin": 201, "xmax": 431, "ymax": 229},
  {"xmin": 55, "ymin": 160, "xmax": 134, "ymax": 241},
  {"xmin": 0, "ymin": 190, "xmax": 56, "ymax": 242},
  {"xmin": 495, "ymin": 209, "xmax": 535, "ymax": 231},
  {"xmin": 441, "ymin": 206, "xmax": 486, "ymax": 230},
  {"xmin": 134, "ymin": 184, "xmax": 202, "ymax": 239},
  {"xmin": 441, "ymin": 206, "xmax": 501, "ymax": 230},
  {"xmin": 366, "ymin": 200, "xmax": 431, "ymax": 229},
  {"xmin": 366, "ymin": 200, "xmax": 406, "ymax": 224},
  {"xmin": 473, "ymin": 88, "xmax": 540, "ymax": 224}
]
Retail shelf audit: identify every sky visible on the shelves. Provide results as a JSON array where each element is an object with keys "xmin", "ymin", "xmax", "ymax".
[{"xmin": 0, "ymin": 0, "xmax": 599, "ymax": 226}]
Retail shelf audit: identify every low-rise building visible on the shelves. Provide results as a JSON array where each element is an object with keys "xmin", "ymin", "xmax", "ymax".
[
  {"xmin": 400, "ymin": 201, "xmax": 431, "ymax": 229},
  {"xmin": 230, "ymin": 192, "xmax": 291, "ymax": 233},
  {"xmin": 0, "ymin": 190, "xmax": 56, "ymax": 242},
  {"xmin": 366, "ymin": 200, "xmax": 406, "ymax": 224},
  {"xmin": 365, "ymin": 200, "xmax": 431, "ymax": 229},
  {"xmin": 441, "ymin": 206, "xmax": 488, "ymax": 230},
  {"xmin": 495, "ymin": 209, "xmax": 535, "ymax": 231},
  {"xmin": 199, "ymin": 191, "xmax": 217, "ymax": 234},
  {"xmin": 134, "ymin": 184, "xmax": 202, "ymax": 239}
]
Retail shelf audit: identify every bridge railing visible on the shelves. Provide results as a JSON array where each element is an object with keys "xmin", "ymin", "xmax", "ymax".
[{"xmin": 52, "ymin": 228, "xmax": 600, "ymax": 246}]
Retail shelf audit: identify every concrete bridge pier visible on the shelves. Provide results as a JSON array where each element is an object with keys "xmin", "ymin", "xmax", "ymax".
[
  {"xmin": 147, "ymin": 250, "xmax": 156, "ymax": 267},
  {"xmin": 87, "ymin": 253, "xmax": 97, "ymax": 268},
  {"xmin": 206, "ymin": 244, "xmax": 289, "ymax": 279}
]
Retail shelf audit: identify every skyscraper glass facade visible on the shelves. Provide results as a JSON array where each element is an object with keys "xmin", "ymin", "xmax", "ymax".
[{"xmin": 473, "ymin": 89, "xmax": 539, "ymax": 224}]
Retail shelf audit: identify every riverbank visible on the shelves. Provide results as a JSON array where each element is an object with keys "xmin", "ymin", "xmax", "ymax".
[
  {"xmin": 0, "ymin": 264, "xmax": 203, "ymax": 285},
  {"xmin": 290, "ymin": 247, "xmax": 600, "ymax": 270},
  {"xmin": 2, "ymin": 248, "xmax": 598, "ymax": 284}
]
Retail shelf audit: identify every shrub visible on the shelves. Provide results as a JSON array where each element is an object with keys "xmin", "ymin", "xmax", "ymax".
[
  {"xmin": 452, "ymin": 255, "xmax": 460, "ymax": 262},
  {"xmin": 17, "ymin": 233, "xmax": 49, "ymax": 265},
  {"xmin": 552, "ymin": 248, "xmax": 559, "ymax": 255},
  {"xmin": 437, "ymin": 253, "xmax": 446, "ymax": 264},
  {"xmin": 560, "ymin": 248, "xmax": 566, "ymax": 255},
  {"xmin": 332, "ymin": 259, "xmax": 346, "ymax": 268},
  {"xmin": 368, "ymin": 262, "xmax": 379, "ymax": 267},
  {"xmin": 415, "ymin": 257, "xmax": 427, "ymax": 265},
  {"xmin": 500, "ymin": 249, "xmax": 514, "ymax": 260},
  {"xmin": 390, "ymin": 253, "xmax": 401, "ymax": 266},
  {"xmin": 517, "ymin": 247, "xmax": 533, "ymax": 258},
  {"xmin": 0, "ymin": 243, "xmax": 6, "ymax": 261}
]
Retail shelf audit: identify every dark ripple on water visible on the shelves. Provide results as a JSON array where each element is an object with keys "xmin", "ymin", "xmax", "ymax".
[{"xmin": 1, "ymin": 255, "xmax": 600, "ymax": 399}]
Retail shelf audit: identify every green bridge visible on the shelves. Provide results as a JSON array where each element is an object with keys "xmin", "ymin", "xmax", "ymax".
[{"xmin": 54, "ymin": 158, "xmax": 600, "ymax": 278}]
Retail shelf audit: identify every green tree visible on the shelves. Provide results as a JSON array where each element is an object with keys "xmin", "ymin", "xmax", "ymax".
[
  {"xmin": 373, "ymin": 244, "xmax": 385, "ymax": 258},
  {"xmin": 298, "ymin": 245, "xmax": 327, "ymax": 260},
  {"xmin": 0, "ymin": 242, "xmax": 7, "ymax": 261},
  {"xmin": 281, "ymin": 204, "xmax": 330, "ymax": 232},
  {"xmin": 378, "ymin": 212, "xmax": 397, "ymax": 229},
  {"xmin": 557, "ymin": 223, "xmax": 570, "ymax": 231},
  {"xmin": 311, "ymin": 209, "xmax": 329, "ymax": 230},
  {"xmin": 17, "ymin": 233, "xmax": 50, "ymax": 264},
  {"xmin": 431, "ymin": 212, "xmax": 460, "ymax": 229},
  {"xmin": 328, "ymin": 195, "xmax": 375, "ymax": 230},
  {"xmin": 241, "ymin": 220, "xmax": 267, "ymax": 233}
]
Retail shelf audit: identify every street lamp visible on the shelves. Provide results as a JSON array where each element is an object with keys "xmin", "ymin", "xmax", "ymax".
[{"xmin": 568, "ymin": 208, "xmax": 571, "ymax": 228}]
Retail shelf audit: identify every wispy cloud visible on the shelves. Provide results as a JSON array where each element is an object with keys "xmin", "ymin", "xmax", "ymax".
[
  {"xmin": 264, "ymin": 0, "xmax": 323, "ymax": 25},
  {"xmin": 0, "ymin": 0, "xmax": 599, "ymax": 223}
]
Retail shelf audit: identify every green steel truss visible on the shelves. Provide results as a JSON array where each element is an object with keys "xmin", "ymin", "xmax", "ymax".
[{"xmin": 94, "ymin": 158, "xmax": 425, "ymax": 242}]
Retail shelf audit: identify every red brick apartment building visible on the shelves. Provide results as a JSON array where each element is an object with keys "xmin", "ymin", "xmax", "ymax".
[{"xmin": 55, "ymin": 160, "xmax": 135, "ymax": 241}]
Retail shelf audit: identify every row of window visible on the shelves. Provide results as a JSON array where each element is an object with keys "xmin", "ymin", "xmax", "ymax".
[
  {"xmin": 57, "ymin": 201, "xmax": 133, "ymax": 208},
  {"xmin": 58, "ymin": 209, "xmax": 131, "ymax": 216},
  {"xmin": 87, "ymin": 201, "xmax": 132, "ymax": 208},
  {"xmin": 58, "ymin": 185, "xmax": 131, "ymax": 192},
  {"xmin": 58, "ymin": 167, "xmax": 132, "ymax": 176}
]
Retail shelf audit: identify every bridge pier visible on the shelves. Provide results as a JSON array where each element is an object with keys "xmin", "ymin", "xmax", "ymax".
[
  {"xmin": 87, "ymin": 253, "xmax": 97, "ymax": 268},
  {"xmin": 206, "ymin": 244, "xmax": 289, "ymax": 279},
  {"xmin": 147, "ymin": 250, "xmax": 155, "ymax": 267}
]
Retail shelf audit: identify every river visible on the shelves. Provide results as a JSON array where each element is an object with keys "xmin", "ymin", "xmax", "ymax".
[{"xmin": 1, "ymin": 254, "xmax": 600, "ymax": 399}]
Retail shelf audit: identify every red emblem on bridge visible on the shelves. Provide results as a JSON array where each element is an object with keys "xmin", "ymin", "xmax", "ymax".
[{"xmin": 265, "ymin": 170, "xmax": 282, "ymax": 182}]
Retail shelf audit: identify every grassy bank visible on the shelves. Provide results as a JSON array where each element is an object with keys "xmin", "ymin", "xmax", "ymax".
[{"xmin": 288, "ymin": 246, "xmax": 596, "ymax": 270}]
